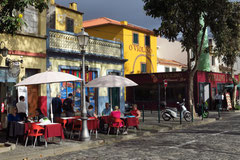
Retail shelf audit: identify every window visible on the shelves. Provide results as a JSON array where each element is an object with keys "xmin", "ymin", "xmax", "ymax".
[
  {"xmin": 212, "ymin": 56, "xmax": 216, "ymax": 66},
  {"xmin": 165, "ymin": 67, "xmax": 170, "ymax": 72},
  {"xmin": 23, "ymin": 5, "xmax": 38, "ymax": 34},
  {"xmin": 141, "ymin": 63, "xmax": 146, "ymax": 73},
  {"xmin": 172, "ymin": 68, "xmax": 176, "ymax": 72},
  {"xmin": 133, "ymin": 33, "xmax": 139, "ymax": 44},
  {"xmin": 66, "ymin": 17, "xmax": 74, "ymax": 32},
  {"xmin": 145, "ymin": 35, "xmax": 150, "ymax": 47}
]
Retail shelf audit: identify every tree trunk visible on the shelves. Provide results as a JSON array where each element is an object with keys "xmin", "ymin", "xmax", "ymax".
[
  {"xmin": 231, "ymin": 67, "xmax": 237, "ymax": 109},
  {"xmin": 188, "ymin": 71, "xmax": 197, "ymax": 117}
]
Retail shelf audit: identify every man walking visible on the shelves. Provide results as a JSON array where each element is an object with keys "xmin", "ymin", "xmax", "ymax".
[
  {"xmin": 52, "ymin": 93, "xmax": 62, "ymax": 121},
  {"xmin": 62, "ymin": 93, "xmax": 74, "ymax": 117},
  {"xmin": 16, "ymin": 96, "xmax": 27, "ymax": 121}
]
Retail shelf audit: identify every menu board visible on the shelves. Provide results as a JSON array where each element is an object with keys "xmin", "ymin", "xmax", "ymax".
[{"xmin": 225, "ymin": 92, "xmax": 232, "ymax": 110}]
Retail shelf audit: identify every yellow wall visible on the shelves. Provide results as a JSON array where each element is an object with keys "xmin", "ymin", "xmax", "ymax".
[
  {"xmin": 85, "ymin": 25, "xmax": 123, "ymax": 42},
  {"xmin": 39, "ymin": 10, "xmax": 47, "ymax": 36},
  {"xmin": 55, "ymin": 7, "xmax": 83, "ymax": 33},
  {"xmin": 85, "ymin": 24, "xmax": 157, "ymax": 75},
  {"xmin": 123, "ymin": 28, "xmax": 157, "ymax": 74}
]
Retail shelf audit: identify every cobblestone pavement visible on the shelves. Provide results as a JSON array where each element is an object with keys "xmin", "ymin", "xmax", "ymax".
[{"xmin": 37, "ymin": 112, "xmax": 240, "ymax": 160}]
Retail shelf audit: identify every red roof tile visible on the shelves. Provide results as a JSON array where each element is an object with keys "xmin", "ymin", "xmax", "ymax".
[
  {"xmin": 83, "ymin": 17, "xmax": 155, "ymax": 35},
  {"xmin": 157, "ymin": 58, "xmax": 187, "ymax": 68}
]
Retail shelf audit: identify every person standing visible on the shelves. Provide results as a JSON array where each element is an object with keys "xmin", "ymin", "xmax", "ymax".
[
  {"xmin": 62, "ymin": 93, "xmax": 74, "ymax": 117},
  {"xmin": 52, "ymin": 93, "xmax": 62, "ymax": 121},
  {"xmin": 16, "ymin": 96, "xmax": 27, "ymax": 121}
]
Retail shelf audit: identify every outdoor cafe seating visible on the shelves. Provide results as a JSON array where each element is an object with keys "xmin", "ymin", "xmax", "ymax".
[
  {"xmin": 69, "ymin": 117, "xmax": 99, "ymax": 139},
  {"xmin": 7, "ymin": 120, "xmax": 65, "ymax": 147}
]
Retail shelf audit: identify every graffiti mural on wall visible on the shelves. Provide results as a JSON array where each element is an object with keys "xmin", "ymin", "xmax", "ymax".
[{"xmin": 60, "ymin": 69, "xmax": 97, "ymax": 111}]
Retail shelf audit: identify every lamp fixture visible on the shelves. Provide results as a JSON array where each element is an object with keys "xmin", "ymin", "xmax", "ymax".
[
  {"xmin": 77, "ymin": 28, "xmax": 90, "ymax": 50},
  {"xmin": 0, "ymin": 41, "xmax": 8, "ymax": 57}
]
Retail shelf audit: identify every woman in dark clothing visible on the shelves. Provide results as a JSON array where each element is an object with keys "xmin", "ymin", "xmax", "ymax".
[{"xmin": 8, "ymin": 107, "xmax": 20, "ymax": 122}]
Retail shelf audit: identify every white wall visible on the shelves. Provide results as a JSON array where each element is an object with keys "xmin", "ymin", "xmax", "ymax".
[
  {"xmin": 157, "ymin": 37, "xmax": 187, "ymax": 65},
  {"xmin": 157, "ymin": 64, "xmax": 182, "ymax": 72}
]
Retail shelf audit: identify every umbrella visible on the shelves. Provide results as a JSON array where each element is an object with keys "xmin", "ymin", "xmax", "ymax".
[
  {"xmin": 85, "ymin": 75, "xmax": 138, "ymax": 110},
  {"xmin": 15, "ymin": 71, "xmax": 82, "ymax": 122},
  {"xmin": 15, "ymin": 71, "xmax": 82, "ymax": 86},
  {"xmin": 85, "ymin": 75, "xmax": 138, "ymax": 88}
]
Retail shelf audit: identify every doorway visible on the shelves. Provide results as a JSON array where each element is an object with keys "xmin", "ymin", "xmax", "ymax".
[
  {"xmin": 108, "ymin": 72, "xmax": 120, "ymax": 109},
  {"xmin": 25, "ymin": 69, "xmax": 40, "ymax": 117}
]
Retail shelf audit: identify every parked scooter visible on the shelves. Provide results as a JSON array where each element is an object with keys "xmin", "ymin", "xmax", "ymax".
[{"xmin": 162, "ymin": 101, "xmax": 192, "ymax": 122}]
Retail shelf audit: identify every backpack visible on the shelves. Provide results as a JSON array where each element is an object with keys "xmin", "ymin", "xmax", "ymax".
[{"xmin": 62, "ymin": 98, "xmax": 71, "ymax": 111}]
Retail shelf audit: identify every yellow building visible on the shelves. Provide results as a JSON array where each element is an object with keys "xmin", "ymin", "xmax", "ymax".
[
  {"xmin": 47, "ymin": 2, "xmax": 125, "ymax": 114},
  {"xmin": 48, "ymin": 0, "xmax": 83, "ymax": 33},
  {"xmin": 0, "ymin": 6, "xmax": 47, "ymax": 121},
  {"xmin": 83, "ymin": 17, "xmax": 157, "ymax": 75}
]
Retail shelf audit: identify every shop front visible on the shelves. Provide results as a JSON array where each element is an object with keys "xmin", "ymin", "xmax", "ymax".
[{"xmin": 126, "ymin": 71, "xmax": 238, "ymax": 111}]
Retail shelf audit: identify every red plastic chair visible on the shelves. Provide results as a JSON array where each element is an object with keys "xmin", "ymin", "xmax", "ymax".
[
  {"xmin": 88, "ymin": 118, "xmax": 99, "ymax": 138},
  {"xmin": 25, "ymin": 123, "xmax": 47, "ymax": 147},
  {"xmin": 107, "ymin": 117, "xmax": 125, "ymax": 136},
  {"xmin": 70, "ymin": 119, "xmax": 82, "ymax": 140}
]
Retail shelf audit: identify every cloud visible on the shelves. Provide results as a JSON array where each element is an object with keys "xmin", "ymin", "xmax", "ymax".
[{"xmin": 54, "ymin": 0, "xmax": 160, "ymax": 30}]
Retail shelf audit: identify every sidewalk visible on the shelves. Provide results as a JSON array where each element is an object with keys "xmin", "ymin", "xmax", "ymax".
[{"xmin": 0, "ymin": 110, "xmax": 237, "ymax": 160}]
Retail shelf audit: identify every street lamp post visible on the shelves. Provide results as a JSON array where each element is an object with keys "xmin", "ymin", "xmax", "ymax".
[{"xmin": 77, "ymin": 28, "xmax": 90, "ymax": 141}]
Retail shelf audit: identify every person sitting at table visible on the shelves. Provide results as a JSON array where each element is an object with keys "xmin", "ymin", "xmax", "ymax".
[
  {"xmin": 110, "ymin": 106, "xmax": 121, "ymax": 118},
  {"xmin": 109, "ymin": 106, "xmax": 124, "ymax": 133},
  {"xmin": 87, "ymin": 105, "xmax": 97, "ymax": 118},
  {"xmin": 7, "ymin": 107, "xmax": 21, "ymax": 122},
  {"xmin": 6, "ymin": 107, "xmax": 21, "ymax": 141},
  {"xmin": 130, "ymin": 104, "xmax": 141, "ymax": 130},
  {"xmin": 35, "ymin": 108, "xmax": 45, "ymax": 121},
  {"xmin": 102, "ymin": 103, "xmax": 111, "ymax": 116}
]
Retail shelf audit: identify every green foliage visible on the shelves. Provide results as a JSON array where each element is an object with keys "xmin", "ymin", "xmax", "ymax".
[
  {"xmin": 210, "ymin": 2, "xmax": 240, "ymax": 71},
  {"xmin": 0, "ymin": 0, "xmax": 48, "ymax": 35},
  {"xmin": 235, "ymin": 105, "xmax": 240, "ymax": 110},
  {"xmin": 143, "ymin": 0, "xmax": 229, "ymax": 56}
]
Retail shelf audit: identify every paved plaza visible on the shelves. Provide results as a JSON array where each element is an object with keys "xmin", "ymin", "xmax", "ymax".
[
  {"xmin": 39, "ymin": 112, "xmax": 240, "ymax": 160},
  {"xmin": 0, "ymin": 111, "xmax": 239, "ymax": 160}
]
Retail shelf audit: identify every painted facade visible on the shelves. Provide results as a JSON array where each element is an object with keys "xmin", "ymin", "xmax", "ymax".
[
  {"xmin": 47, "ymin": 29, "xmax": 125, "ymax": 115},
  {"xmin": 83, "ymin": 17, "xmax": 157, "ymax": 75},
  {"xmin": 48, "ymin": 1, "xmax": 83, "ymax": 34},
  {"xmin": 46, "ymin": 3, "xmax": 126, "ymax": 115},
  {"xmin": 0, "ymin": 8, "xmax": 47, "ymax": 119}
]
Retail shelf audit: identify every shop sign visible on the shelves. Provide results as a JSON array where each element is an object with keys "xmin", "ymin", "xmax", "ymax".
[
  {"xmin": 129, "ymin": 44, "xmax": 152, "ymax": 53},
  {"xmin": 164, "ymin": 80, "xmax": 168, "ymax": 87},
  {"xmin": 225, "ymin": 92, "xmax": 232, "ymax": 110}
]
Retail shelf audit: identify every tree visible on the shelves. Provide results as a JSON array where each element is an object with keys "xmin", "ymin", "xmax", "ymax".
[
  {"xmin": 0, "ymin": 0, "xmax": 48, "ymax": 35},
  {"xmin": 210, "ymin": 2, "xmax": 240, "ymax": 108},
  {"xmin": 143, "ymin": 0, "xmax": 229, "ymax": 115}
]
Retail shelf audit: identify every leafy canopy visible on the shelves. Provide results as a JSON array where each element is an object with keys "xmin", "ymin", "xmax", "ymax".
[
  {"xmin": 0, "ymin": 0, "xmax": 48, "ymax": 35},
  {"xmin": 143, "ymin": 0, "xmax": 229, "ymax": 55},
  {"xmin": 210, "ymin": 2, "xmax": 240, "ymax": 69}
]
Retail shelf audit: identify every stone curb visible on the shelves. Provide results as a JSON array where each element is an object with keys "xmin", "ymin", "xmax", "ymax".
[
  {"xmin": 0, "ymin": 143, "xmax": 16, "ymax": 154},
  {"xmin": 0, "ymin": 118, "xmax": 217, "ymax": 160}
]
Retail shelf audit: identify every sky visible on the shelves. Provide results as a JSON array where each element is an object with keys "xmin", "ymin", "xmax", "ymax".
[{"xmin": 55, "ymin": 0, "xmax": 161, "ymax": 30}]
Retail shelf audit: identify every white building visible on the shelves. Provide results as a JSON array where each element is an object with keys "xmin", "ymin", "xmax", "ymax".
[{"xmin": 157, "ymin": 37, "xmax": 187, "ymax": 72}]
